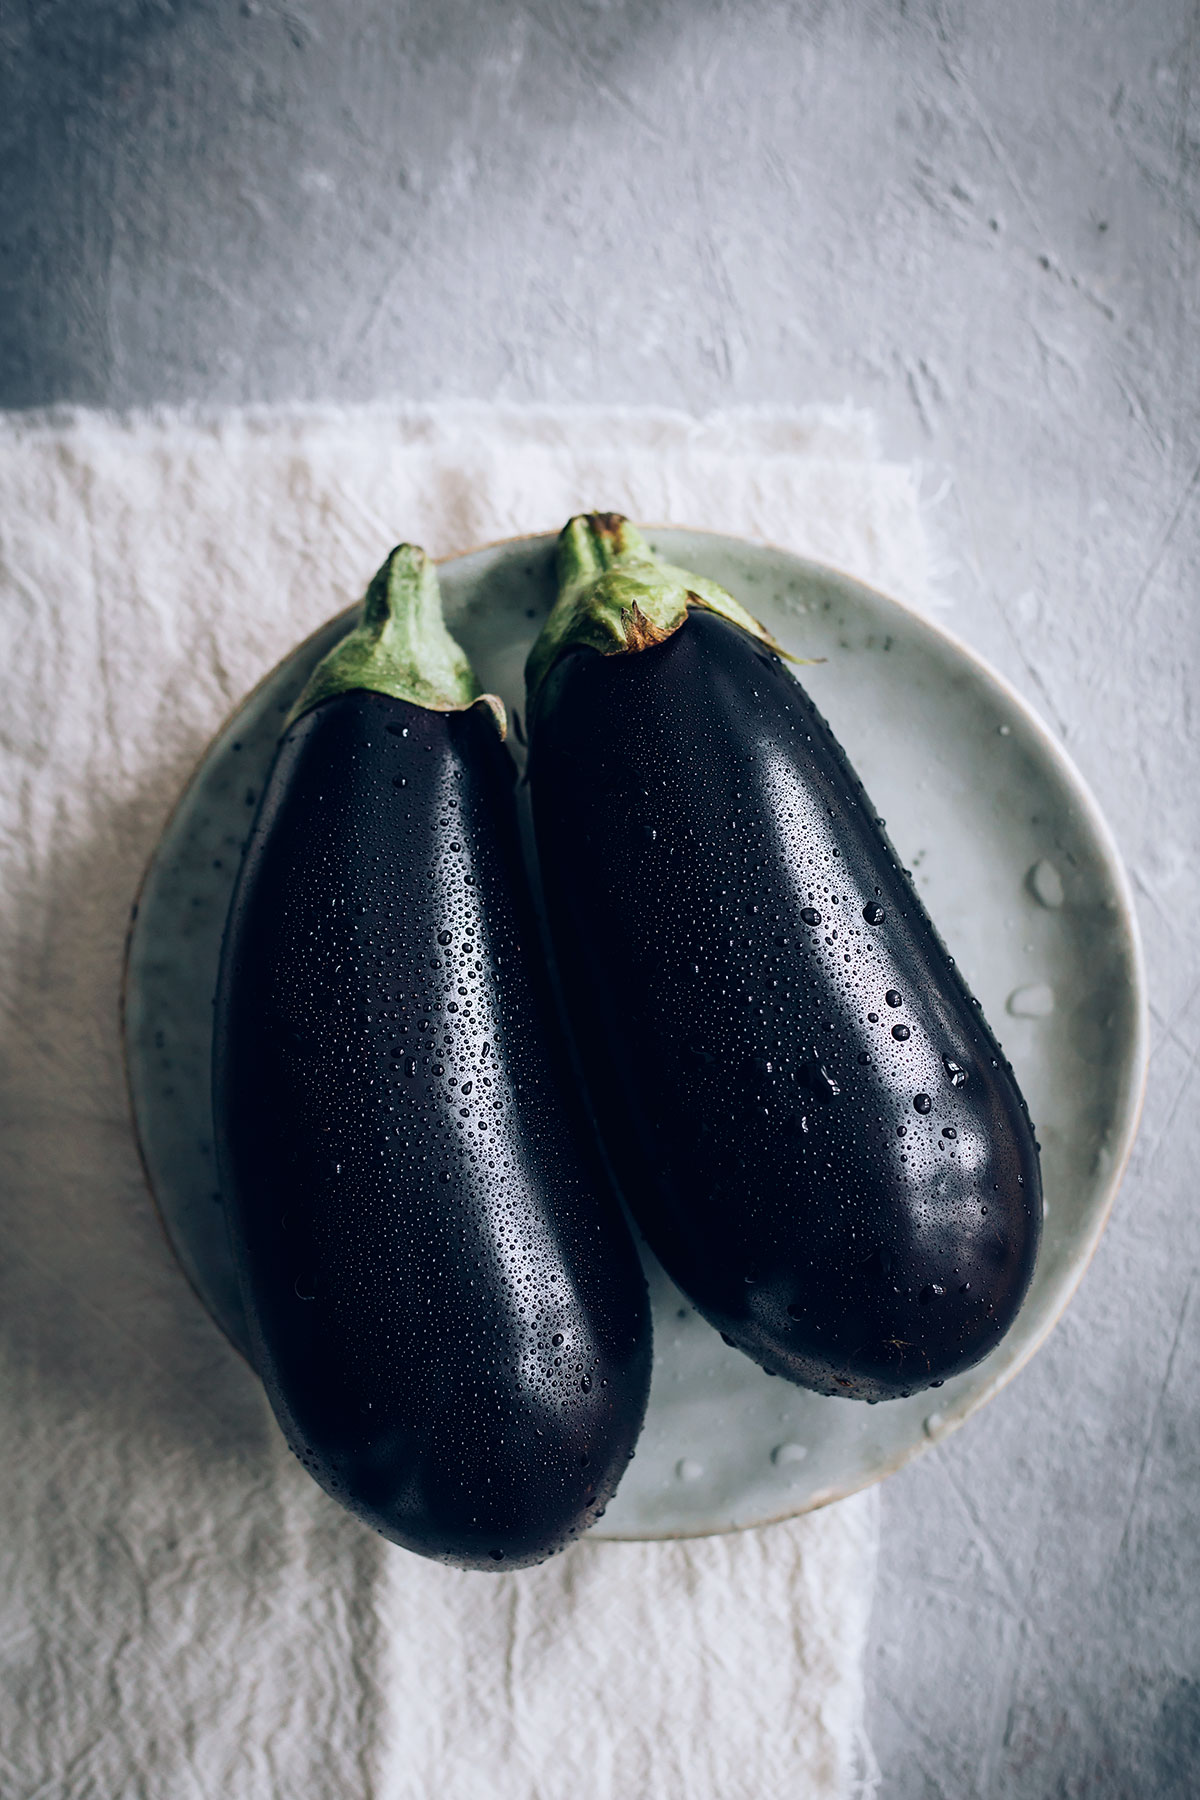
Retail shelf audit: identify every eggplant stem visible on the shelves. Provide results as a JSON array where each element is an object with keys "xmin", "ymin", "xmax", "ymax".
[
  {"xmin": 525, "ymin": 513, "xmax": 794, "ymax": 724},
  {"xmin": 286, "ymin": 544, "xmax": 506, "ymax": 735}
]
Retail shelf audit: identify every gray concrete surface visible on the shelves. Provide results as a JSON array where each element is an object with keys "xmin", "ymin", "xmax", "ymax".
[{"xmin": 4, "ymin": 1, "xmax": 1199, "ymax": 1793}]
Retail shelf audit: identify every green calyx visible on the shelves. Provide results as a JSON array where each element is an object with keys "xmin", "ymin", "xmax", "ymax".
[
  {"xmin": 287, "ymin": 544, "xmax": 506, "ymax": 736},
  {"xmin": 524, "ymin": 513, "xmax": 788, "ymax": 722}
]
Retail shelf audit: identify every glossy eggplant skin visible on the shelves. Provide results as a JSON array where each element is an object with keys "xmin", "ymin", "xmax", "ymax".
[
  {"xmin": 529, "ymin": 610, "xmax": 1041, "ymax": 1403},
  {"xmin": 213, "ymin": 689, "xmax": 651, "ymax": 1568}
]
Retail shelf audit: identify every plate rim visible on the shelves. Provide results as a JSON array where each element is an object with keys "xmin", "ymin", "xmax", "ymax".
[{"xmin": 121, "ymin": 525, "xmax": 1151, "ymax": 1540}]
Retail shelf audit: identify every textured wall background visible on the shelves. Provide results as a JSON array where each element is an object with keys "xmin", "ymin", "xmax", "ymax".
[{"xmin": 4, "ymin": 2, "xmax": 1199, "ymax": 1793}]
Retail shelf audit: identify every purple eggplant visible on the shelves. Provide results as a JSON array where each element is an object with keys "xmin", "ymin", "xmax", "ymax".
[
  {"xmin": 214, "ymin": 545, "xmax": 651, "ymax": 1567},
  {"xmin": 525, "ymin": 514, "xmax": 1041, "ymax": 1403}
]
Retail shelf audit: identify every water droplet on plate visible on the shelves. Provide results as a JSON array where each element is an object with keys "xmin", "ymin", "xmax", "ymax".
[
  {"xmin": 675, "ymin": 1458, "xmax": 704, "ymax": 1482},
  {"xmin": 772, "ymin": 1442, "xmax": 808, "ymax": 1466},
  {"xmin": 1007, "ymin": 983, "xmax": 1055, "ymax": 1018},
  {"xmin": 923, "ymin": 1411, "xmax": 945, "ymax": 1438},
  {"xmin": 1028, "ymin": 859, "xmax": 1064, "ymax": 909}
]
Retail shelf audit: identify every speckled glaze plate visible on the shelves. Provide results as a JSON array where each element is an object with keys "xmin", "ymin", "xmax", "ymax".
[{"xmin": 123, "ymin": 530, "xmax": 1148, "ymax": 1540}]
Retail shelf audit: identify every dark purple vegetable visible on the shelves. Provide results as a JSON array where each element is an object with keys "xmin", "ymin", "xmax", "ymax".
[
  {"xmin": 214, "ymin": 546, "xmax": 651, "ymax": 1568},
  {"xmin": 525, "ymin": 515, "xmax": 1041, "ymax": 1403}
]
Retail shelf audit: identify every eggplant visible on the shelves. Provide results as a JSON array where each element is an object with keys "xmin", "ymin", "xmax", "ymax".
[
  {"xmin": 213, "ymin": 545, "xmax": 651, "ymax": 1568},
  {"xmin": 525, "ymin": 515, "xmax": 1041, "ymax": 1403}
]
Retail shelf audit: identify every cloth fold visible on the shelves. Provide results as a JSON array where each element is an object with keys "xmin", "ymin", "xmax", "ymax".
[{"xmin": 0, "ymin": 403, "xmax": 924, "ymax": 1800}]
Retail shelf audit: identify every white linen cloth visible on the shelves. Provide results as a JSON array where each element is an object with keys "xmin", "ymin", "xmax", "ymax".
[{"xmin": 0, "ymin": 403, "xmax": 934, "ymax": 1799}]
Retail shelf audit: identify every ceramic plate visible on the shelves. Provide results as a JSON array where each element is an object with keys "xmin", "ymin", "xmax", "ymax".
[{"xmin": 123, "ymin": 530, "xmax": 1148, "ymax": 1539}]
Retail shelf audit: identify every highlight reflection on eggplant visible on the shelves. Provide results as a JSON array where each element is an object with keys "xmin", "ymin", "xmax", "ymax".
[
  {"xmin": 526, "ymin": 515, "xmax": 1041, "ymax": 1404},
  {"xmin": 213, "ymin": 546, "xmax": 651, "ymax": 1568}
]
